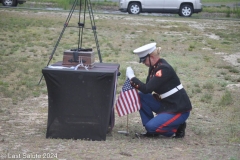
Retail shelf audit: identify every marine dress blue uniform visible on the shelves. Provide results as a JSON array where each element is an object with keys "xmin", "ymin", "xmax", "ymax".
[
  {"xmin": 128, "ymin": 42, "xmax": 192, "ymax": 138},
  {"xmin": 130, "ymin": 58, "xmax": 192, "ymax": 137}
]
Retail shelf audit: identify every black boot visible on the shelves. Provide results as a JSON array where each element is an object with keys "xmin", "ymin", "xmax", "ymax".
[{"xmin": 173, "ymin": 122, "xmax": 186, "ymax": 138}]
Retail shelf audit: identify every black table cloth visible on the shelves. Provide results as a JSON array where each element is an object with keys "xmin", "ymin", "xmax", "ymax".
[{"xmin": 42, "ymin": 62, "xmax": 120, "ymax": 140}]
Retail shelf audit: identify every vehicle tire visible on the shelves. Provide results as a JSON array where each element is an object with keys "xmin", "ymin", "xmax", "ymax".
[
  {"xmin": 2, "ymin": 0, "xmax": 17, "ymax": 7},
  {"xmin": 179, "ymin": 4, "xmax": 193, "ymax": 17},
  {"xmin": 128, "ymin": 2, "xmax": 141, "ymax": 14}
]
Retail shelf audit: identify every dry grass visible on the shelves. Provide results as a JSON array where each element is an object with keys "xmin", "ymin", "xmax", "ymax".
[{"xmin": 0, "ymin": 8, "xmax": 240, "ymax": 160}]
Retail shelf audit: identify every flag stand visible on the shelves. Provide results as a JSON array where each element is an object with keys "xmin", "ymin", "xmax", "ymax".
[{"xmin": 117, "ymin": 114, "xmax": 129, "ymax": 135}]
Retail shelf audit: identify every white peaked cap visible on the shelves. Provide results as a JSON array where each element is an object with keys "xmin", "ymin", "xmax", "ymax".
[{"xmin": 133, "ymin": 42, "xmax": 156, "ymax": 58}]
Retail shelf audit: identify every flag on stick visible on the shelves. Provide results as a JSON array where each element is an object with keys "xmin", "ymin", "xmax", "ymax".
[{"xmin": 116, "ymin": 78, "xmax": 141, "ymax": 117}]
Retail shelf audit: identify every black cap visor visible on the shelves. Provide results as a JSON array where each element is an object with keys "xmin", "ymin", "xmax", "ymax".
[{"xmin": 139, "ymin": 54, "xmax": 149, "ymax": 63}]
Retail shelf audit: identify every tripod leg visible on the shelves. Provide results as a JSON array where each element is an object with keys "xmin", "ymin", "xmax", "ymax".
[
  {"xmin": 38, "ymin": 0, "xmax": 79, "ymax": 85},
  {"xmin": 87, "ymin": 0, "xmax": 102, "ymax": 63}
]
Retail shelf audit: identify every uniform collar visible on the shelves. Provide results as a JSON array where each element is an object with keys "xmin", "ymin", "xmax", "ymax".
[{"xmin": 151, "ymin": 58, "xmax": 161, "ymax": 69}]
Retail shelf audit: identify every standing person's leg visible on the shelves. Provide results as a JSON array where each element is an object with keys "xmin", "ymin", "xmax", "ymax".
[
  {"xmin": 145, "ymin": 112, "xmax": 190, "ymax": 137},
  {"xmin": 138, "ymin": 92, "xmax": 161, "ymax": 126}
]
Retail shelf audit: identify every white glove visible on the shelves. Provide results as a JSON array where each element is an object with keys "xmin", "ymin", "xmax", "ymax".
[{"xmin": 126, "ymin": 67, "xmax": 135, "ymax": 80}]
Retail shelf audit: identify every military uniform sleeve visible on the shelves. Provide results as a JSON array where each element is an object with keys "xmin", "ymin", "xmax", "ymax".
[{"xmin": 130, "ymin": 66, "xmax": 173, "ymax": 94}]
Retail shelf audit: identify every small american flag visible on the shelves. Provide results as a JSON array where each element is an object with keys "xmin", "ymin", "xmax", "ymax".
[{"xmin": 116, "ymin": 78, "xmax": 141, "ymax": 117}]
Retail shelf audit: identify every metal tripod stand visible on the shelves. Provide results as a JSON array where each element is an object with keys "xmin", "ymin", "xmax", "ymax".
[{"xmin": 38, "ymin": 0, "xmax": 102, "ymax": 85}]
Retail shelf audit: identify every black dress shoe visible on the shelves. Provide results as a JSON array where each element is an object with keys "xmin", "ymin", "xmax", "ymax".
[
  {"xmin": 140, "ymin": 132, "xmax": 160, "ymax": 137},
  {"xmin": 173, "ymin": 122, "xmax": 186, "ymax": 138}
]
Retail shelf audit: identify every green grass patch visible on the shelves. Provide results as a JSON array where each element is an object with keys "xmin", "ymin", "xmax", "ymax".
[
  {"xmin": 202, "ymin": 0, "xmax": 239, "ymax": 2},
  {"xmin": 219, "ymin": 90, "xmax": 233, "ymax": 106},
  {"xmin": 24, "ymin": 0, "xmax": 118, "ymax": 10}
]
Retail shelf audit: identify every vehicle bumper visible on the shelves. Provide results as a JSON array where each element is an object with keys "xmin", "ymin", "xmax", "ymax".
[
  {"xmin": 194, "ymin": 8, "xmax": 202, "ymax": 13},
  {"xmin": 119, "ymin": 8, "xmax": 128, "ymax": 12},
  {"xmin": 18, "ymin": 0, "xmax": 26, "ymax": 4}
]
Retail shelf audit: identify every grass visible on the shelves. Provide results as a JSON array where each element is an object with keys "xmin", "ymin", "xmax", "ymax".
[
  {"xmin": 19, "ymin": 0, "xmax": 240, "ymax": 18},
  {"xmin": 0, "ymin": 6, "xmax": 240, "ymax": 160},
  {"xmin": 219, "ymin": 90, "xmax": 233, "ymax": 106},
  {"xmin": 202, "ymin": 5, "xmax": 240, "ymax": 17},
  {"xmin": 23, "ymin": 0, "xmax": 118, "ymax": 10},
  {"xmin": 201, "ymin": 0, "xmax": 240, "ymax": 18},
  {"xmin": 202, "ymin": 0, "xmax": 238, "ymax": 2}
]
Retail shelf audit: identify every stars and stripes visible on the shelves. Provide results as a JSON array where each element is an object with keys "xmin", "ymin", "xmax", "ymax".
[{"xmin": 116, "ymin": 78, "xmax": 141, "ymax": 117}]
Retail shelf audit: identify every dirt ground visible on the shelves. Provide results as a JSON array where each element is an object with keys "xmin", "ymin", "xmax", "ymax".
[
  {"xmin": 1, "ymin": 94, "xmax": 239, "ymax": 160},
  {"xmin": 0, "ymin": 9, "xmax": 240, "ymax": 160}
]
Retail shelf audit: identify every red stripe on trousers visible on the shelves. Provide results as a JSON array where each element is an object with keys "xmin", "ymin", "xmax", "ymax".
[{"xmin": 156, "ymin": 113, "xmax": 181, "ymax": 133}]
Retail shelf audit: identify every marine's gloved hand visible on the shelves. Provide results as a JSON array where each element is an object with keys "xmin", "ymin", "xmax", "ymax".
[{"xmin": 126, "ymin": 67, "xmax": 135, "ymax": 80}]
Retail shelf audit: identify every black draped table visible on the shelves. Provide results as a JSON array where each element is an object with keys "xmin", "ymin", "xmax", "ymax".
[{"xmin": 42, "ymin": 62, "xmax": 120, "ymax": 140}]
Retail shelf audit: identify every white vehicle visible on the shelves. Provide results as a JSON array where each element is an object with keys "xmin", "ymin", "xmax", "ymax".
[
  {"xmin": 119, "ymin": 0, "xmax": 202, "ymax": 17},
  {"xmin": 1, "ymin": 0, "xmax": 26, "ymax": 7}
]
